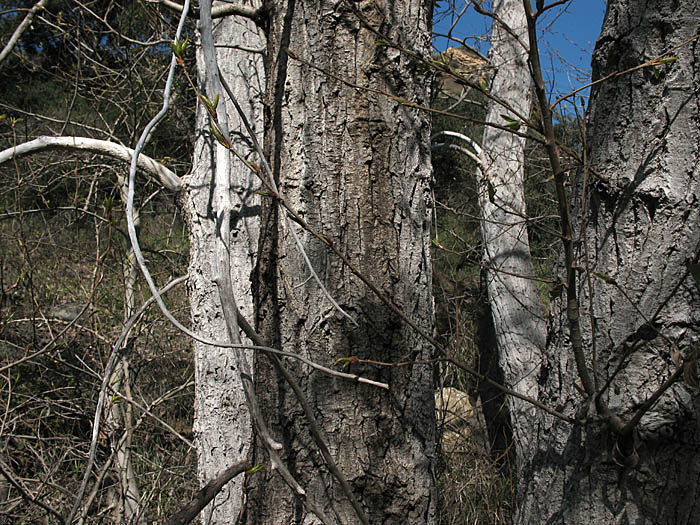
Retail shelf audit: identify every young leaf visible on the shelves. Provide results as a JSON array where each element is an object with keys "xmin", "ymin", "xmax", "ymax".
[
  {"xmin": 171, "ymin": 38, "xmax": 189, "ymax": 59},
  {"xmin": 658, "ymin": 56, "xmax": 677, "ymax": 64},
  {"xmin": 500, "ymin": 114, "xmax": 521, "ymax": 131},
  {"xmin": 247, "ymin": 464, "xmax": 265, "ymax": 474},
  {"xmin": 593, "ymin": 272, "xmax": 616, "ymax": 284},
  {"xmin": 210, "ymin": 123, "xmax": 231, "ymax": 149}
]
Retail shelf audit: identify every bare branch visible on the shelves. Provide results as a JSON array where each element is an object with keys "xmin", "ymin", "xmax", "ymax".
[
  {"xmin": 431, "ymin": 130, "xmax": 484, "ymax": 166},
  {"xmin": 535, "ymin": 0, "xmax": 570, "ymax": 18},
  {"xmin": 0, "ymin": 136, "xmax": 183, "ymax": 192},
  {"xmin": 0, "ymin": 0, "xmax": 48, "ymax": 66},
  {"xmin": 165, "ymin": 460, "xmax": 252, "ymax": 525},
  {"xmin": 549, "ymin": 32, "xmax": 700, "ymax": 110},
  {"xmin": 0, "ymin": 457, "xmax": 63, "ymax": 523},
  {"xmin": 472, "ymin": 0, "xmax": 530, "ymax": 52},
  {"xmin": 151, "ymin": 0, "xmax": 264, "ymax": 22},
  {"xmin": 523, "ymin": 0, "xmax": 596, "ymax": 397},
  {"xmin": 66, "ymin": 276, "xmax": 188, "ymax": 524}
]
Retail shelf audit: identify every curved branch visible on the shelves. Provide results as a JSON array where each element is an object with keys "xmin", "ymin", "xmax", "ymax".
[
  {"xmin": 0, "ymin": 136, "xmax": 183, "ymax": 191},
  {"xmin": 431, "ymin": 131, "xmax": 484, "ymax": 166},
  {"xmin": 432, "ymin": 143, "xmax": 482, "ymax": 166},
  {"xmin": 431, "ymin": 130, "xmax": 483, "ymax": 157},
  {"xmin": 152, "ymin": 0, "xmax": 264, "ymax": 22}
]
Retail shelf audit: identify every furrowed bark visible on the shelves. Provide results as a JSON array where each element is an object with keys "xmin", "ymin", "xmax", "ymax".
[
  {"xmin": 517, "ymin": 2, "xmax": 700, "ymax": 523},
  {"xmin": 248, "ymin": 1, "xmax": 437, "ymax": 523}
]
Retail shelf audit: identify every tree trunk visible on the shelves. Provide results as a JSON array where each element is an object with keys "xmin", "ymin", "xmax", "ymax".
[
  {"xmin": 477, "ymin": 0, "xmax": 545, "ymax": 463},
  {"xmin": 185, "ymin": 5, "xmax": 264, "ymax": 522},
  {"xmin": 247, "ymin": 1, "xmax": 436, "ymax": 523},
  {"xmin": 517, "ymin": 1, "xmax": 700, "ymax": 523},
  {"xmin": 105, "ymin": 176, "xmax": 145, "ymax": 524}
]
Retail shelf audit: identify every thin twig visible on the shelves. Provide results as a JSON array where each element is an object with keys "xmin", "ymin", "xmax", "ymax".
[
  {"xmin": 0, "ymin": 0, "xmax": 47, "ymax": 66},
  {"xmin": 66, "ymin": 276, "xmax": 188, "ymax": 523},
  {"xmin": 549, "ymin": 32, "xmax": 700, "ymax": 110},
  {"xmin": 0, "ymin": 457, "xmax": 63, "ymax": 523}
]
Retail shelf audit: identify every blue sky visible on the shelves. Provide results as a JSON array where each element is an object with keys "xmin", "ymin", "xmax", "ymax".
[{"xmin": 433, "ymin": 1, "xmax": 608, "ymax": 109}]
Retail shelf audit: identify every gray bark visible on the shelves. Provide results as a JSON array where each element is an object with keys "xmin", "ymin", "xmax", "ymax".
[
  {"xmin": 517, "ymin": 1, "xmax": 700, "ymax": 523},
  {"xmin": 247, "ymin": 1, "xmax": 436, "ymax": 523},
  {"xmin": 104, "ymin": 177, "xmax": 144, "ymax": 525},
  {"xmin": 184, "ymin": 4, "xmax": 264, "ymax": 522},
  {"xmin": 477, "ymin": 0, "xmax": 545, "ymax": 463}
]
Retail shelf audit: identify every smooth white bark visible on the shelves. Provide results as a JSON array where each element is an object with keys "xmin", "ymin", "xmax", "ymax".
[
  {"xmin": 478, "ymin": 0, "xmax": 544, "ymax": 462},
  {"xmin": 0, "ymin": 136, "xmax": 182, "ymax": 191}
]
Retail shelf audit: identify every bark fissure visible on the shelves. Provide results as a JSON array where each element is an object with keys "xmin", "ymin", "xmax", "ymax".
[
  {"xmin": 518, "ymin": 1, "xmax": 700, "ymax": 522},
  {"xmin": 249, "ymin": 1, "xmax": 436, "ymax": 523}
]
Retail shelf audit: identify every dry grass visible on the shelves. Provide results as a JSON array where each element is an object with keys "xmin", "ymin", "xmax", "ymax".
[{"xmin": 437, "ymin": 420, "xmax": 515, "ymax": 524}]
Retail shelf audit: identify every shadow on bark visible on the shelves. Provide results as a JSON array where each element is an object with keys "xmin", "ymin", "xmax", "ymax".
[{"xmin": 477, "ymin": 271, "xmax": 515, "ymax": 470}]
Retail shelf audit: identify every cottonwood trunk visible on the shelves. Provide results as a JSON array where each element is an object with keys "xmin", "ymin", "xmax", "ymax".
[
  {"xmin": 185, "ymin": 5, "xmax": 264, "ymax": 522},
  {"xmin": 477, "ymin": 0, "xmax": 545, "ymax": 463},
  {"xmin": 517, "ymin": 1, "xmax": 700, "ymax": 523},
  {"xmin": 247, "ymin": 1, "xmax": 436, "ymax": 523}
]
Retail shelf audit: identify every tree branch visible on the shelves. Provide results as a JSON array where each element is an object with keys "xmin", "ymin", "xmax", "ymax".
[
  {"xmin": 0, "ymin": 0, "xmax": 48, "ymax": 66},
  {"xmin": 431, "ymin": 130, "xmax": 484, "ymax": 166},
  {"xmin": 151, "ymin": 0, "xmax": 265, "ymax": 22},
  {"xmin": 0, "ymin": 136, "xmax": 183, "ymax": 191},
  {"xmin": 0, "ymin": 457, "xmax": 63, "ymax": 523},
  {"xmin": 165, "ymin": 461, "xmax": 252, "ymax": 525},
  {"xmin": 66, "ymin": 276, "xmax": 188, "ymax": 524},
  {"xmin": 522, "ymin": 0, "xmax": 596, "ymax": 397}
]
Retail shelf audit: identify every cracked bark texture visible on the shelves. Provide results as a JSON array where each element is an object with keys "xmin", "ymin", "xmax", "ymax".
[
  {"xmin": 517, "ymin": 1, "xmax": 700, "ymax": 523},
  {"xmin": 477, "ymin": 0, "xmax": 545, "ymax": 465},
  {"xmin": 248, "ymin": 1, "xmax": 436, "ymax": 523},
  {"xmin": 184, "ymin": 4, "xmax": 264, "ymax": 522}
]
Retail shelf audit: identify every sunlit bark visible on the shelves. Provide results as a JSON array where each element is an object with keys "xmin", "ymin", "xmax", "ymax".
[
  {"xmin": 248, "ymin": 1, "xmax": 436, "ymax": 522},
  {"xmin": 184, "ymin": 3, "xmax": 264, "ymax": 521},
  {"xmin": 518, "ymin": 2, "xmax": 700, "ymax": 522}
]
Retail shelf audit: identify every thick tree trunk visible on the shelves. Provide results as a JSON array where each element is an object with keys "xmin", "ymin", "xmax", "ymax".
[
  {"xmin": 185, "ymin": 5, "xmax": 264, "ymax": 522},
  {"xmin": 517, "ymin": 1, "xmax": 700, "ymax": 523},
  {"xmin": 247, "ymin": 1, "xmax": 436, "ymax": 523},
  {"xmin": 477, "ymin": 0, "xmax": 545, "ymax": 463}
]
